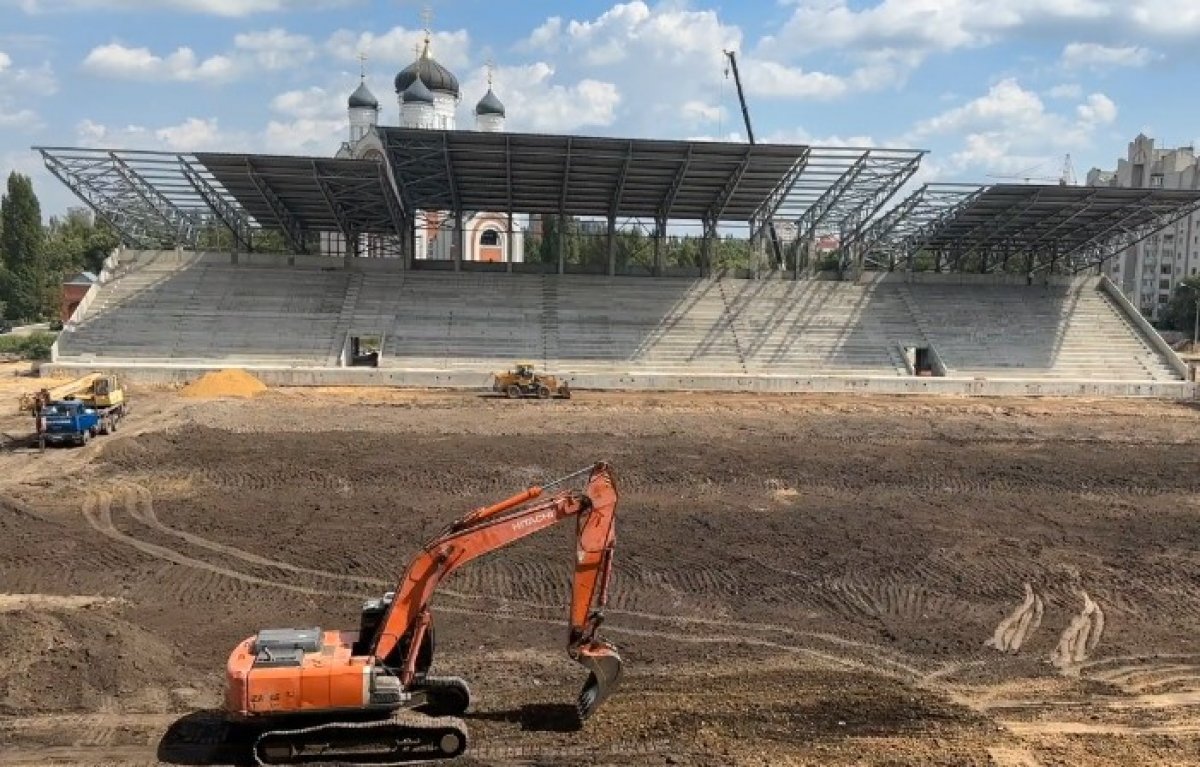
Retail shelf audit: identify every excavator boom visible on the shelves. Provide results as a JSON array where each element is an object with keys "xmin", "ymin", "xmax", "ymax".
[
  {"xmin": 224, "ymin": 462, "xmax": 622, "ymax": 764},
  {"xmin": 370, "ymin": 461, "xmax": 621, "ymax": 717}
]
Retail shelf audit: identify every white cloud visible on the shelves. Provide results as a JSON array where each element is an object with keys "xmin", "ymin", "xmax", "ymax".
[
  {"xmin": 737, "ymin": 59, "xmax": 849, "ymax": 100},
  {"xmin": 9, "ymin": 0, "xmax": 350, "ymax": 17},
  {"xmin": 459, "ymin": 62, "xmax": 619, "ymax": 133},
  {"xmin": 0, "ymin": 51, "xmax": 54, "ymax": 132},
  {"xmin": 155, "ymin": 117, "xmax": 226, "ymax": 150},
  {"xmin": 529, "ymin": 2, "xmax": 740, "ymax": 63},
  {"xmin": 757, "ymin": 0, "xmax": 1199, "ymax": 89},
  {"xmin": 271, "ymin": 86, "xmax": 339, "ymax": 119},
  {"xmin": 1061, "ymin": 42, "xmax": 1154, "ymax": 70},
  {"xmin": 1077, "ymin": 92, "xmax": 1117, "ymax": 124},
  {"xmin": 0, "ymin": 107, "xmax": 39, "ymax": 128},
  {"xmin": 82, "ymin": 43, "xmax": 236, "ymax": 82},
  {"xmin": 233, "ymin": 28, "xmax": 315, "ymax": 71},
  {"xmin": 907, "ymin": 78, "xmax": 1118, "ymax": 175},
  {"xmin": 75, "ymin": 118, "xmax": 151, "ymax": 148},
  {"xmin": 326, "ymin": 26, "xmax": 470, "ymax": 72},
  {"xmin": 263, "ymin": 118, "xmax": 344, "ymax": 154},
  {"xmin": 680, "ymin": 100, "xmax": 723, "ymax": 127},
  {"xmin": 511, "ymin": 2, "xmax": 739, "ymax": 134},
  {"xmin": 1047, "ymin": 83, "xmax": 1083, "ymax": 99},
  {"xmin": 76, "ymin": 116, "xmax": 243, "ymax": 150}
]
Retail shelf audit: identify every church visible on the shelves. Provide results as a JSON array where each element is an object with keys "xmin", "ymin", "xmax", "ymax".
[{"xmin": 332, "ymin": 28, "xmax": 525, "ymax": 264}]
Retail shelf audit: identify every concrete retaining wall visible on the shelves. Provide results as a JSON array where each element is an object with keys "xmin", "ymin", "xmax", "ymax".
[{"xmin": 38, "ymin": 360, "xmax": 1198, "ymax": 399}]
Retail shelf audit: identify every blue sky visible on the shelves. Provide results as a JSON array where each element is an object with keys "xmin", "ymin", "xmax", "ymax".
[{"xmin": 2, "ymin": 0, "xmax": 1199, "ymax": 215}]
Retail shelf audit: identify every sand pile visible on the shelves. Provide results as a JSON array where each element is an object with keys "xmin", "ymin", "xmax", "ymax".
[{"xmin": 179, "ymin": 369, "xmax": 267, "ymax": 399}]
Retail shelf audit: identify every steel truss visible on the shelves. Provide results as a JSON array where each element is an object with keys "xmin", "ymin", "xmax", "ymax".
[
  {"xmin": 763, "ymin": 148, "xmax": 928, "ymax": 272},
  {"xmin": 861, "ymin": 184, "xmax": 985, "ymax": 271},
  {"xmin": 37, "ymin": 136, "xmax": 933, "ymax": 276},
  {"xmin": 870, "ymin": 183, "xmax": 1200, "ymax": 274},
  {"xmin": 36, "ymin": 148, "xmax": 227, "ymax": 248}
]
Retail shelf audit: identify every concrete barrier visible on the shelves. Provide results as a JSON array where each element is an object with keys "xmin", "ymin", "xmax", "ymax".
[{"xmin": 38, "ymin": 359, "xmax": 1198, "ymax": 399}]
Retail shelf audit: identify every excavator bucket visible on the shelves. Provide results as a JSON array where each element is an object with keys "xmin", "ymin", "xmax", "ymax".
[{"xmin": 575, "ymin": 641, "xmax": 622, "ymax": 720}]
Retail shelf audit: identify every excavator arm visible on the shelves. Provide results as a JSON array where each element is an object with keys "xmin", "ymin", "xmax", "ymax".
[{"xmin": 371, "ymin": 462, "xmax": 621, "ymax": 718}]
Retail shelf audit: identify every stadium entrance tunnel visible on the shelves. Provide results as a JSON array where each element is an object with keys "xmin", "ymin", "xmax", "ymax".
[
  {"xmin": 349, "ymin": 335, "xmax": 381, "ymax": 368},
  {"xmin": 903, "ymin": 345, "xmax": 944, "ymax": 377}
]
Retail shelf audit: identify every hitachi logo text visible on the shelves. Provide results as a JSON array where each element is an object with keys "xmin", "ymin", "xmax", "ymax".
[{"xmin": 513, "ymin": 511, "xmax": 555, "ymax": 532}]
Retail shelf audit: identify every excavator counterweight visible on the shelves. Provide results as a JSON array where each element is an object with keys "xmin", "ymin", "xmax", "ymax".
[{"xmin": 224, "ymin": 462, "xmax": 622, "ymax": 765}]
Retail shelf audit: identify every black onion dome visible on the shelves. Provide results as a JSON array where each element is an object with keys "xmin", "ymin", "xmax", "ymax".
[
  {"xmin": 475, "ymin": 87, "xmax": 505, "ymax": 117},
  {"xmin": 394, "ymin": 44, "xmax": 460, "ymax": 97},
  {"xmin": 348, "ymin": 81, "xmax": 379, "ymax": 109},
  {"xmin": 402, "ymin": 76, "xmax": 434, "ymax": 104}
]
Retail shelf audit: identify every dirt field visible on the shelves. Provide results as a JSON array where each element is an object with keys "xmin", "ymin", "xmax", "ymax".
[{"xmin": 2, "ymin": 370, "xmax": 1200, "ymax": 765}]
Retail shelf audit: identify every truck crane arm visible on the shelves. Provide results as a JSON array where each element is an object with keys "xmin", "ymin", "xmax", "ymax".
[
  {"xmin": 371, "ymin": 461, "xmax": 621, "ymax": 718},
  {"xmin": 723, "ymin": 49, "xmax": 786, "ymax": 269}
]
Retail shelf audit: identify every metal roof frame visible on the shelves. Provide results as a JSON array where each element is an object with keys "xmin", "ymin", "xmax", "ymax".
[
  {"xmin": 377, "ymin": 127, "xmax": 817, "ymax": 221},
  {"xmin": 34, "ymin": 147, "xmax": 250, "ymax": 249},
  {"xmin": 195, "ymin": 153, "xmax": 406, "ymax": 254},
  {"xmin": 869, "ymin": 183, "xmax": 1200, "ymax": 273},
  {"xmin": 38, "ymin": 132, "xmax": 927, "ymax": 267}
]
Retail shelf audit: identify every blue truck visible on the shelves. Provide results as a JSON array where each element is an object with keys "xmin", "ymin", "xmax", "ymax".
[{"xmin": 37, "ymin": 399, "xmax": 125, "ymax": 448}]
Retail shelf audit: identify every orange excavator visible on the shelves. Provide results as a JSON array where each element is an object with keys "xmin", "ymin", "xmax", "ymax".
[{"xmin": 224, "ymin": 462, "xmax": 622, "ymax": 765}]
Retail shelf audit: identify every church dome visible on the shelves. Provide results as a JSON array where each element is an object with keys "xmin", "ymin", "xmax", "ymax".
[
  {"xmin": 475, "ymin": 88, "xmax": 505, "ymax": 117},
  {"xmin": 395, "ymin": 42, "xmax": 460, "ymax": 97},
  {"xmin": 402, "ymin": 76, "xmax": 434, "ymax": 105},
  {"xmin": 348, "ymin": 80, "xmax": 379, "ymax": 109}
]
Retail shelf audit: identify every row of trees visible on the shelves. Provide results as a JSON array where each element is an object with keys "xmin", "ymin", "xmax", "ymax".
[
  {"xmin": 525, "ymin": 216, "xmax": 757, "ymax": 272},
  {"xmin": 0, "ymin": 172, "xmax": 119, "ymax": 323}
]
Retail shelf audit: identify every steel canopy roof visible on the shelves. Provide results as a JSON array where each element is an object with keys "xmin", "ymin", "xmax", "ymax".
[
  {"xmin": 194, "ymin": 153, "xmax": 405, "ymax": 251},
  {"xmin": 377, "ymin": 127, "xmax": 812, "ymax": 222},
  {"xmin": 916, "ymin": 184, "xmax": 1200, "ymax": 251}
]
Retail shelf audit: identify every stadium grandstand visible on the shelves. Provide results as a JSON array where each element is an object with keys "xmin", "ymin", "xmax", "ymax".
[{"xmin": 30, "ymin": 37, "xmax": 1200, "ymax": 398}]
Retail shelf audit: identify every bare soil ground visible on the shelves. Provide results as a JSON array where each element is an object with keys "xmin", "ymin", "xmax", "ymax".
[{"xmin": 1, "ymin": 375, "xmax": 1200, "ymax": 765}]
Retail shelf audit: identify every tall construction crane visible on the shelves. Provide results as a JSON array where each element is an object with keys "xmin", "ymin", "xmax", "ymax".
[{"xmin": 723, "ymin": 49, "xmax": 786, "ymax": 269}]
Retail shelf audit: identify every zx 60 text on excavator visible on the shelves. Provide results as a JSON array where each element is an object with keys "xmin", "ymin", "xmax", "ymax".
[{"xmin": 224, "ymin": 462, "xmax": 622, "ymax": 765}]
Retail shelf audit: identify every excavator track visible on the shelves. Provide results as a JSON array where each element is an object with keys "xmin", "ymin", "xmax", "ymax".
[
  {"xmin": 253, "ymin": 710, "xmax": 468, "ymax": 766},
  {"xmin": 413, "ymin": 675, "xmax": 472, "ymax": 716}
]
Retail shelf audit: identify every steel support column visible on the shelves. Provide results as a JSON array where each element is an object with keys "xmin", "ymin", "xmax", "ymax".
[{"xmin": 246, "ymin": 160, "xmax": 306, "ymax": 253}]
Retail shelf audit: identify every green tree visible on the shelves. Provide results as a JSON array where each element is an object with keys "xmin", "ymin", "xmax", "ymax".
[
  {"xmin": 1164, "ymin": 276, "xmax": 1200, "ymax": 335},
  {"xmin": 0, "ymin": 172, "xmax": 51, "ymax": 321},
  {"xmin": 44, "ymin": 209, "xmax": 120, "ymax": 275}
]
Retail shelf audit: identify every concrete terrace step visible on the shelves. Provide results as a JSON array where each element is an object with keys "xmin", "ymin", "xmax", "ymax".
[{"xmin": 57, "ymin": 259, "xmax": 1185, "ymax": 384}]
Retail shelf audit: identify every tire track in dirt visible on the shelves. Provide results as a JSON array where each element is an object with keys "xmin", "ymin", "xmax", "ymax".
[
  {"xmin": 119, "ymin": 482, "xmax": 386, "ymax": 589},
  {"xmin": 811, "ymin": 574, "xmax": 982, "ymax": 628},
  {"xmin": 1081, "ymin": 656, "xmax": 1200, "ymax": 695},
  {"xmin": 987, "ymin": 746, "xmax": 1044, "ymax": 766},
  {"xmin": 82, "ymin": 484, "xmax": 934, "ymax": 685},
  {"xmin": 81, "ymin": 490, "xmax": 361, "ymax": 601}
]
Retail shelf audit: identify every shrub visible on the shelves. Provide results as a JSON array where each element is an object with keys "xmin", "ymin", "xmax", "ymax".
[{"xmin": 0, "ymin": 332, "xmax": 57, "ymax": 361}]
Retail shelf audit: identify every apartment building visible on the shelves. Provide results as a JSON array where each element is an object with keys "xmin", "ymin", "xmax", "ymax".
[{"xmin": 1087, "ymin": 134, "xmax": 1200, "ymax": 321}]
